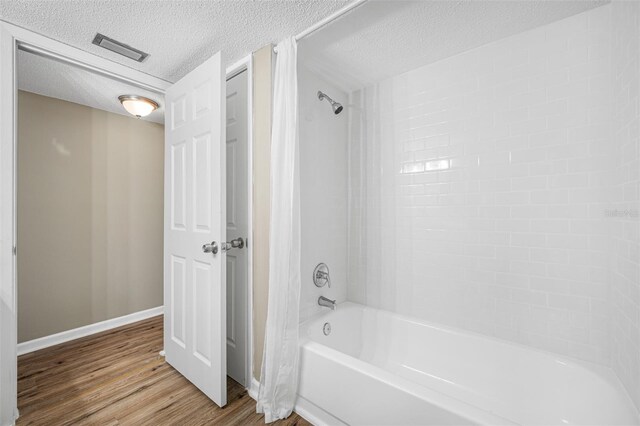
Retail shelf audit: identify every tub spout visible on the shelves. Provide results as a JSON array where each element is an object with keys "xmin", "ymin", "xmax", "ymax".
[{"xmin": 318, "ymin": 296, "xmax": 336, "ymax": 310}]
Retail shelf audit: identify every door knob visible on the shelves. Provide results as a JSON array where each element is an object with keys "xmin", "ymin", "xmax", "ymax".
[
  {"xmin": 202, "ymin": 241, "xmax": 218, "ymax": 255},
  {"xmin": 230, "ymin": 237, "xmax": 245, "ymax": 249},
  {"xmin": 222, "ymin": 237, "xmax": 245, "ymax": 252}
]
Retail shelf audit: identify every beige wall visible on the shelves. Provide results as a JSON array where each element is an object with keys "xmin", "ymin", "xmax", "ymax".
[
  {"xmin": 17, "ymin": 91, "xmax": 164, "ymax": 342},
  {"xmin": 252, "ymin": 44, "xmax": 273, "ymax": 380}
]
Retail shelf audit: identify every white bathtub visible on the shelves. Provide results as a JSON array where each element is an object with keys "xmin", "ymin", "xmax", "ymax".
[{"xmin": 296, "ymin": 302, "xmax": 640, "ymax": 426}]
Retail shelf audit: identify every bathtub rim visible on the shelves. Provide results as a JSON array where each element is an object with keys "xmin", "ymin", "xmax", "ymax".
[{"xmin": 302, "ymin": 301, "xmax": 638, "ymax": 390}]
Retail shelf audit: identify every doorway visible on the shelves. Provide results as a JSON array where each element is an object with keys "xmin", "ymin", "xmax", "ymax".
[
  {"xmin": 1, "ymin": 24, "xmax": 253, "ymax": 420},
  {"xmin": 16, "ymin": 49, "xmax": 165, "ymax": 347}
]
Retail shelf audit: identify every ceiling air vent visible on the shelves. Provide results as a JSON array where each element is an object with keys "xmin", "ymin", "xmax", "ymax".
[{"xmin": 91, "ymin": 33, "xmax": 149, "ymax": 62}]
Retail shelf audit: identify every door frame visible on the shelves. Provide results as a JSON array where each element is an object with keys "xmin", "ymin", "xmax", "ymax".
[{"xmin": 0, "ymin": 20, "xmax": 254, "ymax": 424}]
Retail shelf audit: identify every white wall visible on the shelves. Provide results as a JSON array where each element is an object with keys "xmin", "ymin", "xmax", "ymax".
[
  {"xmin": 348, "ymin": 5, "xmax": 614, "ymax": 365},
  {"xmin": 611, "ymin": 0, "xmax": 640, "ymax": 410},
  {"xmin": 299, "ymin": 65, "xmax": 348, "ymax": 322}
]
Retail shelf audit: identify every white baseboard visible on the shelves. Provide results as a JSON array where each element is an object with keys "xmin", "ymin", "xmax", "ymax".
[{"xmin": 17, "ymin": 306, "xmax": 164, "ymax": 356}]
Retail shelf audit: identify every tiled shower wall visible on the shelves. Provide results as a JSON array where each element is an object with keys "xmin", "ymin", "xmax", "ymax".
[
  {"xmin": 611, "ymin": 0, "xmax": 640, "ymax": 409},
  {"xmin": 299, "ymin": 65, "xmax": 349, "ymax": 322},
  {"xmin": 348, "ymin": 5, "xmax": 616, "ymax": 364}
]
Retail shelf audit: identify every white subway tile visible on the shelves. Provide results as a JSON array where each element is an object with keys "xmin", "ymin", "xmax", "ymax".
[
  {"xmin": 548, "ymin": 293, "xmax": 591, "ymax": 313},
  {"xmin": 511, "ymin": 176, "xmax": 548, "ymax": 190},
  {"xmin": 345, "ymin": 4, "xmax": 627, "ymax": 371},
  {"xmin": 529, "ymin": 129, "xmax": 567, "ymax": 147},
  {"xmin": 509, "ymin": 117, "xmax": 548, "ymax": 136},
  {"xmin": 529, "ymin": 159, "xmax": 568, "ymax": 176},
  {"xmin": 511, "ymin": 233, "xmax": 547, "ymax": 248},
  {"xmin": 549, "ymin": 173, "xmax": 590, "ymax": 189},
  {"xmin": 512, "ymin": 288, "xmax": 548, "ymax": 306},
  {"xmin": 529, "ymin": 100, "xmax": 568, "ymax": 118},
  {"xmin": 547, "ymin": 204, "xmax": 589, "ymax": 218},
  {"xmin": 496, "ymin": 272, "xmax": 531, "ymax": 288},
  {"xmin": 531, "ymin": 189, "xmax": 569, "ymax": 204},
  {"xmin": 530, "ymin": 219, "xmax": 570, "ymax": 233},
  {"xmin": 511, "ymin": 147, "xmax": 548, "ymax": 163},
  {"xmin": 511, "ymin": 205, "xmax": 547, "ymax": 219},
  {"xmin": 547, "ymin": 142, "xmax": 589, "ymax": 160},
  {"xmin": 547, "ymin": 234, "xmax": 590, "ymax": 249},
  {"xmin": 547, "ymin": 264, "xmax": 591, "ymax": 282},
  {"xmin": 530, "ymin": 278, "xmax": 571, "ymax": 294},
  {"xmin": 531, "ymin": 248, "xmax": 569, "ymax": 264}
]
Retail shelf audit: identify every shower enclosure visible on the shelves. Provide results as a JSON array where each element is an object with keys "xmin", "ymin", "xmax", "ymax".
[{"xmin": 296, "ymin": 1, "xmax": 640, "ymax": 424}]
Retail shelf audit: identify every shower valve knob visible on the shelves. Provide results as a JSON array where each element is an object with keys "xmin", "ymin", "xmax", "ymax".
[{"xmin": 313, "ymin": 263, "xmax": 331, "ymax": 288}]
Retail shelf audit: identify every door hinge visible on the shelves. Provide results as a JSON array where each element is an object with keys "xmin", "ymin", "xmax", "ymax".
[{"xmin": 13, "ymin": 245, "xmax": 16, "ymax": 255}]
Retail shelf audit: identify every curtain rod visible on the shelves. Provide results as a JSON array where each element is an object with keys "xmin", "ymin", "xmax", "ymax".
[{"xmin": 273, "ymin": 0, "xmax": 367, "ymax": 53}]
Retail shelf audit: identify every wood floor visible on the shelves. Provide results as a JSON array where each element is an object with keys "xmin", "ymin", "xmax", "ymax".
[{"xmin": 17, "ymin": 316, "xmax": 311, "ymax": 426}]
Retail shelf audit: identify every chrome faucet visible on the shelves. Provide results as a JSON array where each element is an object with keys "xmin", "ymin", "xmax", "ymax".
[{"xmin": 318, "ymin": 296, "xmax": 336, "ymax": 310}]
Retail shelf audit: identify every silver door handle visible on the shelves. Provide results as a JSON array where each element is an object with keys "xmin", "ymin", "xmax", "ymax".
[
  {"xmin": 230, "ymin": 237, "xmax": 245, "ymax": 249},
  {"xmin": 202, "ymin": 241, "xmax": 218, "ymax": 255},
  {"xmin": 222, "ymin": 237, "xmax": 245, "ymax": 252}
]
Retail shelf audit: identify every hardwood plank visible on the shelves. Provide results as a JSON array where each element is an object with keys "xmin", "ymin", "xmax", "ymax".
[{"xmin": 17, "ymin": 316, "xmax": 311, "ymax": 426}]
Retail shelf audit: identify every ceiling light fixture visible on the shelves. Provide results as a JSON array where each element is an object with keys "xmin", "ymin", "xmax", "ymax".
[{"xmin": 118, "ymin": 95, "xmax": 159, "ymax": 118}]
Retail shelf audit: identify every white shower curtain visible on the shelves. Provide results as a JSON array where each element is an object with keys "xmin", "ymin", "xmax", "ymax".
[{"xmin": 256, "ymin": 37, "xmax": 301, "ymax": 423}]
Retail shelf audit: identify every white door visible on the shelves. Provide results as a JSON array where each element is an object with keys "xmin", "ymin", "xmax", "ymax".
[
  {"xmin": 164, "ymin": 52, "xmax": 227, "ymax": 406},
  {"xmin": 226, "ymin": 70, "xmax": 248, "ymax": 386}
]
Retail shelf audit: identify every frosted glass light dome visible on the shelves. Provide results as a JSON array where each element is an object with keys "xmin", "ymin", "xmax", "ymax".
[{"xmin": 118, "ymin": 95, "xmax": 159, "ymax": 118}]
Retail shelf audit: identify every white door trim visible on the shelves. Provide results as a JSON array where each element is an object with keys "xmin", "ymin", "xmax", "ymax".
[
  {"xmin": 1, "ymin": 20, "xmax": 171, "ymax": 93},
  {"xmin": 0, "ymin": 20, "xmax": 255, "ymax": 424}
]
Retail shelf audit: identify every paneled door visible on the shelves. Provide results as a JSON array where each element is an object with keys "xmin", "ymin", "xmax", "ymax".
[{"xmin": 164, "ymin": 52, "xmax": 227, "ymax": 406}]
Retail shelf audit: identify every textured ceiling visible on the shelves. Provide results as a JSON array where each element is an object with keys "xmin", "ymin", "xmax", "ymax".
[
  {"xmin": 1, "ymin": 0, "xmax": 350, "ymax": 83},
  {"xmin": 19, "ymin": 50, "xmax": 165, "ymax": 124},
  {"xmin": 7, "ymin": 0, "xmax": 609, "ymax": 120},
  {"xmin": 300, "ymin": 0, "xmax": 609, "ymax": 92}
]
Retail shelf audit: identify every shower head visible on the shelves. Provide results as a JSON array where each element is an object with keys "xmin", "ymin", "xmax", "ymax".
[{"xmin": 318, "ymin": 90, "xmax": 343, "ymax": 115}]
